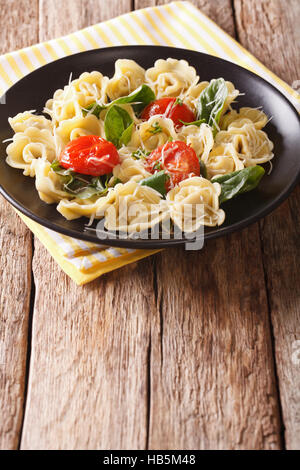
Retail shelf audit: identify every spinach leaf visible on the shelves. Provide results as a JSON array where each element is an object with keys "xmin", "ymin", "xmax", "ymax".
[
  {"xmin": 212, "ymin": 165, "xmax": 265, "ymax": 204},
  {"xmin": 82, "ymin": 102, "xmax": 107, "ymax": 118},
  {"xmin": 51, "ymin": 160, "xmax": 110, "ymax": 199},
  {"xmin": 199, "ymin": 159, "xmax": 208, "ymax": 179},
  {"xmin": 196, "ymin": 78, "xmax": 228, "ymax": 135},
  {"xmin": 140, "ymin": 170, "xmax": 169, "ymax": 197},
  {"xmin": 179, "ymin": 119, "xmax": 206, "ymax": 127},
  {"xmin": 104, "ymin": 105, "xmax": 133, "ymax": 148},
  {"xmin": 113, "ymin": 84, "xmax": 155, "ymax": 114},
  {"xmin": 83, "ymin": 85, "xmax": 155, "ymax": 118},
  {"xmin": 120, "ymin": 121, "xmax": 134, "ymax": 146}
]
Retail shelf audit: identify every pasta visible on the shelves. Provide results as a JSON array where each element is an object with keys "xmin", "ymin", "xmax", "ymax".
[
  {"xmin": 145, "ymin": 58, "xmax": 198, "ymax": 99},
  {"xmin": 106, "ymin": 59, "xmax": 145, "ymax": 100},
  {"xmin": 131, "ymin": 115, "xmax": 177, "ymax": 151},
  {"xmin": 215, "ymin": 122, "xmax": 274, "ymax": 166},
  {"xmin": 104, "ymin": 181, "xmax": 168, "ymax": 233},
  {"xmin": 4, "ymin": 57, "xmax": 274, "ymax": 238},
  {"xmin": 220, "ymin": 107, "xmax": 268, "ymax": 130},
  {"xmin": 166, "ymin": 177, "xmax": 225, "ymax": 231},
  {"xmin": 6, "ymin": 127, "xmax": 56, "ymax": 176},
  {"xmin": 178, "ymin": 123, "xmax": 214, "ymax": 160}
]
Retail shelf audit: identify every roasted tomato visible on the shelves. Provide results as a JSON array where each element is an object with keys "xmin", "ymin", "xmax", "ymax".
[
  {"xmin": 59, "ymin": 135, "xmax": 120, "ymax": 176},
  {"xmin": 141, "ymin": 97, "xmax": 196, "ymax": 129},
  {"xmin": 145, "ymin": 140, "xmax": 200, "ymax": 191}
]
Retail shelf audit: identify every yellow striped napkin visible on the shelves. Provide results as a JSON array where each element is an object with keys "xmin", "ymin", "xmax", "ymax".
[{"xmin": 1, "ymin": 1, "xmax": 299, "ymax": 285}]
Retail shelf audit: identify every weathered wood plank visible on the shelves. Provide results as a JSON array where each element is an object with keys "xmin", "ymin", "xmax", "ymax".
[
  {"xmin": 0, "ymin": 0, "xmax": 38, "ymax": 450},
  {"xmin": 20, "ymin": 0, "xmax": 157, "ymax": 450},
  {"xmin": 0, "ymin": 0, "xmax": 38, "ymax": 449},
  {"xmin": 149, "ymin": 230, "xmax": 282, "ymax": 449},
  {"xmin": 39, "ymin": 0, "xmax": 132, "ymax": 40},
  {"xmin": 234, "ymin": 0, "xmax": 300, "ymax": 449},
  {"xmin": 138, "ymin": 0, "xmax": 282, "ymax": 450},
  {"xmin": 135, "ymin": 0, "xmax": 235, "ymax": 37},
  {"xmin": 21, "ymin": 246, "xmax": 155, "ymax": 449}
]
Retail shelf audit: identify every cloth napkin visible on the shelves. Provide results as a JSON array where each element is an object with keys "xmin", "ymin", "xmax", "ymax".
[{"xmin": 1, "ymin": 1, "xmax": 299, "ymax": 285}]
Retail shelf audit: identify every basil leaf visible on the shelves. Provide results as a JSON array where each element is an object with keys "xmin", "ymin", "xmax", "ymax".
[
  {"xmin": 51, "ymin": 160, "xmax": 111, "ymax": 200},
  {"xmin": 199, "ymin": 160, "xmax": 208, "ymax": 179},
  {"xmin": 82, "ymin": 102, "xmax": 107, "ymax": 118},
  {"xmin": 120, "ymin": 121, "xmax": 134, "ymax": 146},
  {"xmin": 104, "ymin": 105, "xmax": 133, "ymax": 148},
  {"xmin": 51, "ymin": 160, "xmax": 73, "ymax": 177},
  {"xmin": 212, "ymin": 165, "xmax": 265, "ymax": 204},
  {"xmin": 140, "ymin": 170, "xmax": 169, "ymax": 197},
  {"xmin": 196, "ymin": 78, "xmax": 228, "ymax": 135},
  {"xmin": 179, "ymin": 119, "xmax": 206, "ymax": 127},
  {"xmin": 113, "ymin": 84, "xmax": 155, "ymax": 114}
]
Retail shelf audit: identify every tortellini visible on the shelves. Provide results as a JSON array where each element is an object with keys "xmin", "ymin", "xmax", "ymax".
[
  {"xmin": 205, "ymin": 143, "xmax": 244, "ymax": 178},
  {"xmin": 45, "ymin": 71, "xmax": 108, "ymax": 123},
  {"xmin": 178, "ymin": 123, "xmax": 214, "ymax": 160},
  {"xmin": 104, "ymin": 181, "xmax": 167, "ymax": 233},
  {"xmin": 5, "ymin": 58, "xmax": 274, "ymax": 235},
  {"xmin": 9, "ymin": 111, "xmax": 53, "ymax": 133},
  {"xmin": 166, "ymin": 177, "xmax": 225, "ymax": 231},
  {"xmin": 57, "ymin": 190, "xmax": 116, "ymax": 221},
  {"xmin": 113, "ymin": 156, "xmax": 152, "ymax": 183},
  {"xmin": 31, "ymin": 159, "xmax": 69, "ymax": 203},
  {"xmin": 215, "ymin": 122, "xmax": 274, "ymax": 166},
  {"xmin": 131, "ymin": 116, "xmax": 177, "ymax": 151},
  {"xmin": 6, "ymin": 127, "xmax": 56, "ymax": 176},
  {"xmin": 56, "ymin": 114, "xmax": 103, "ymax": 147},
  {"xmin": 220, "ymin": 107, "xmax": 268, "ymax": 130},
  {"xmin": 145, "ymin": 58, "xmax": 198, "ymax": 99},
  {"xmin": 106, "ymin": 59, "xmax": 145, "ymax": 100}
]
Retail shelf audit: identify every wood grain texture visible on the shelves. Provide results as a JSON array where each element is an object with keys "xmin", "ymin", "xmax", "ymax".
[
  {"xmin": 138, "ymin": 0, "xmax": 282, "ymax": 450},
  {"xmin": 234, "ymin": 0, "xmax": 300, "ymax": 449},
  {"xmin": 0, "ymin": 0, "xmax": 38, "ymax": 450},
  {"xmin": 149, "ymin": 229, "xmax": 282, "ymax": 449},
  {"xmin": 20, "ymin": 0, "xmax": 158, "ymax": 450},
  {"xmin": 0, "ymin": 0, "xmax": 39, "ymax": 54},
  {"xmin": 1, "ymin": 0, "xmax": 298, "ymax": 451},
  {"xmin": 21, "ymin": 242, "xmax": 155, "ymax": 449},
  {"xmin": 39, "ymin": 0, "xmax": 132, "ymax": 40},
  {"xmin": 135, "ymin": 0, "xmax": 235, "ymax": 36}
]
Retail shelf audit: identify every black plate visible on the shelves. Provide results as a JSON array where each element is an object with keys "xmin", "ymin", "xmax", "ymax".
[{"xmin": 0, "ymin": 46, "xmax": 299, "ymax": 248}]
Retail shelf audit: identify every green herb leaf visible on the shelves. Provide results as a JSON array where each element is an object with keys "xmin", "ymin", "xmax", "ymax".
[
  {"xmin": 153, "ymin": 160, "xmax": 162, "ymax": 171},
  {"xmin": 199, "ymin": 159, "xmax": 208, "ymax": 179},
  {"xmin": 113, "ymin": 84, "xmax": 155, "ymax": 114},
  {"xmin": 110, "ymin": 177, "xmax": 122, "ymax": 187},
  {"xmin": 179, "ymin": 118, "xmax": 206, "ymax": 127},
  {"xmin": 148, "ymin": 122, "xmax": 162, "ymax": 134},
  {"xmin": 82, "ymin": 102, "xmax": 107, "ymax": 118},
  {"xmin": 174, "ymin": 97, "xmax": 183, "ymax": 106},
  {"xmin": 104, "ymin": 104, "xmax": 133, "ymax": 148},
  {"xmin": 212, "ymin": 165, "xmax": 265, "ymax": 204},
  {"xmin": 119, "ymin": 121, "xmax": 134, "ymax": 147},
  {"xmin": 51, "ymin": 160, "xmax": 111, "ymax": 199},
  {"xmin": 196, "ymin": 78, "xmax": 228, "ymax": 136},
  {"xmin": 132, "ymin": 148, "xmax": 150, "ymax": 160},
  {"xmin": 140, "ymin": 170, "xmax": 169, "ymax": 197}
]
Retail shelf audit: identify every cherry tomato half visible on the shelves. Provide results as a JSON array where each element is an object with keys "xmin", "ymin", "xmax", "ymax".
[
  {"xmin": 145, "ymin": 141, "xmax": 200, "ymax": 191},
  {"xmin": 59, "ymin": 135, "xmax": 120, "ymax": 176},
  {"xmin": 141, "ymin": 97, "xmax": 196, "ymax": 129}
]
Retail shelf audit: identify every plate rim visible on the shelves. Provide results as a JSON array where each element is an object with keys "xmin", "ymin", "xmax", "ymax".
[{"xmin": 0, "ymin": 45, "xmax": 299, "ymax": 249}]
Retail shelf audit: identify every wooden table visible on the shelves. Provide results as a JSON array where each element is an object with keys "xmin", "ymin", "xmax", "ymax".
[{"xmin": 0, "ymin": 0, "xmax": 299, "ymax": 450}]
